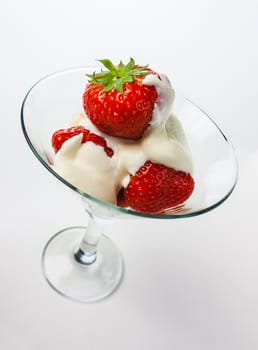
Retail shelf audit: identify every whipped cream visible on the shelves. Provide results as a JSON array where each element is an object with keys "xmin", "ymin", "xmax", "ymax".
[
  {"xmin": 143, "ymin": 73, "xmax": 175, "ymax": 129},
  {"xmin": 52, "ymin": 74, "xmax": 193, "ymax": 204},
  {"xmin": 53, "ymin": 134, "xmax": 118, "ymax": 203}
]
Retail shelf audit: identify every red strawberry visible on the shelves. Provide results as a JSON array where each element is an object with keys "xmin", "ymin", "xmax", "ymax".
[
  {"xmin": 83, "ymin": 58, "xmax": 158, "ymax": 140},
  {"xmin": 119, "ymin": 161, "xmax": 194, "ymax": 214},
  {"xmin": 51, "ymin": 126, "xmax": 113, "ymax": 157}
]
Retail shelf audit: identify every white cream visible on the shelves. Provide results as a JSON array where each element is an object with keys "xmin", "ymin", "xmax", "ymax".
[
  {"xmin": 142, "ymin": 119, "xmax": 193, "ymax": 173},
  {"xmin": 53, "ymin": 73, "xmax": 193, "ymax": 204},
  {"xmin": 53, "ymin": 134, "xmax": 118, "ymax": 204},
  {"xmin": 143, "ymin": 73, "xmax": 175, "ymax": 129}
]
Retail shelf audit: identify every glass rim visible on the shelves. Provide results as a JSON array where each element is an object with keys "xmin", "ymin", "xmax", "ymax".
[{"xmin": 20, "ymin": 66, "xmax": 238, "ymax": 219}]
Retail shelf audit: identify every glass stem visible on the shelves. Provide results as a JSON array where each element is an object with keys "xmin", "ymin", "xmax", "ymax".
[{"xmin": 74, "ymin": 214, "xmax": 103, "ymax": 265}]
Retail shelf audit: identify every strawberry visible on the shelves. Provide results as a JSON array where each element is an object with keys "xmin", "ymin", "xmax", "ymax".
[
  {"xmin": 51, "ymin": 126, "xmax": 113, "ymax": 157},
  {"xmin": 119, "ymin": 161, "xmax": 194, "ymax": 214},
  {"xmin": 83, "ymin": 58, "xmax": 158, "ymax": 140}
]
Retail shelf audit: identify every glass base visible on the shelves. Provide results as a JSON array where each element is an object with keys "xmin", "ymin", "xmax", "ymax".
[{"xmin": 42, "ymin": 226, "xmax": 123, "ymax": 303}]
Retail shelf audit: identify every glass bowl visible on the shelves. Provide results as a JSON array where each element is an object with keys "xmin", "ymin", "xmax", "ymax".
[{"xmin": 21, "ymin": 67, "xmax": 238, "ymax": 302}]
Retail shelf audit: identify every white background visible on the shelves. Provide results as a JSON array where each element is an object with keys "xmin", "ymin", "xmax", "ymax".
[{"xmin": 1, "ymin": 0, "xmax": 258, "ymax": 349}]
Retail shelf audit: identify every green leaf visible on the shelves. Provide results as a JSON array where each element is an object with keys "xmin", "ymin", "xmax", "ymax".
[
  {"xmin": 114, "ymin": 78, "xmax": 124, "ymax": 92},
  {"xmin": 98, "ymin": 59, "xmax": 117, "ymax": 72},
  {"xmin": 123, "ymin": 75, "xmax": 134, "ymax": 83},
  {"xmin": 126, "ymin": 57, "xmax": 135, "ymax": 70},
  {"xmin": 117, "ymin": 60, "xmax": 125, "ymax": 70},
  {"xmin": 87, "ymin": 58, "xmax": 151, "ymax": 92}
]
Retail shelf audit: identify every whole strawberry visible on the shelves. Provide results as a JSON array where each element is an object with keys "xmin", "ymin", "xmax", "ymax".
[
  {"xmin": 83, "ymin": 58, "xmax": 158, "ymax": 140},
  {"xmin": 52, "ymin": 125, "xmax": 113, "ymax": 157},
  {"xmin": 118, "ymin": 161, "xmax": 194, "ymax": 214}
]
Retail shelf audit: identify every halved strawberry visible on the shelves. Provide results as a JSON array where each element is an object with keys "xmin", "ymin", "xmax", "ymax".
[
  {"xmin": 83, "ymin": 58, "xmax": 158, "ymax": 140},
  {"xmin": 51, "ymin": 126, "xmax": 113, "ymax": 157},
  {"xmin": 119, "ymin": 161, "xmax": 194, "ymax": 214}
]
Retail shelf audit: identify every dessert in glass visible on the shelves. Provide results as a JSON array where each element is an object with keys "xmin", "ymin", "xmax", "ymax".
[{"xmin": 21, "ymin": 58, "xmax": 238, "ymax": 302}]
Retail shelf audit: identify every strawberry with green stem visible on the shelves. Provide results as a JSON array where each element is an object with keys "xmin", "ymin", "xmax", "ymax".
[{"xmin": 83, "ymin": 58, "xmax": 159, "ymax": 140}]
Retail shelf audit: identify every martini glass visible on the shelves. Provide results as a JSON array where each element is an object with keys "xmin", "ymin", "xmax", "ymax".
[{"xmin": 21, "ymin": 67, "xmax": 238, "ymax": 302}]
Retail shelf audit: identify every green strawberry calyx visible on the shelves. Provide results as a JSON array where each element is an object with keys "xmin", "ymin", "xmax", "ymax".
[{"xmin": 86, "ymin": 58, "xmax": 151, "ymax": 93}]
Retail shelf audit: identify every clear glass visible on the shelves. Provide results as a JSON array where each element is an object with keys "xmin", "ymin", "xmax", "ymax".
[{"xmin": 21, "ymin": 67, "xmax": 238, "ymax": 302}]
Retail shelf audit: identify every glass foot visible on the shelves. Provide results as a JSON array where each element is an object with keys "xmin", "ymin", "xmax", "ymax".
[{"xmin": 42, "ymin": 226, "xmax": 123, "ymax": 303}]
